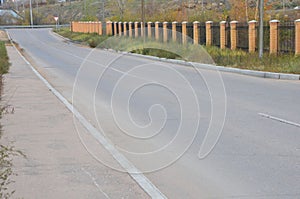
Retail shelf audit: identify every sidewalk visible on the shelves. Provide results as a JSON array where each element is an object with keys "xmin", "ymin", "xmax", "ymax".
[{"xmin": 1, "ymin": 44, "xmax": 148, "ymax": 198}]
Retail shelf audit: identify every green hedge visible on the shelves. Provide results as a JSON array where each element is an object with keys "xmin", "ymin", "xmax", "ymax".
[{"xmin": 0, "ymin": 41, "xmax": 9, "ymax": 75}]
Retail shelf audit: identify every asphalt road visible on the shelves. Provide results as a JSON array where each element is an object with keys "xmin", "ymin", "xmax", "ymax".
[{"xmin": 7, "ymin": 28, "xmax": 300, "ymax": 198}]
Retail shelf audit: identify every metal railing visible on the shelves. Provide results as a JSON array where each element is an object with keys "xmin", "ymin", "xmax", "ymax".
[{"xmin": 0, "ymin": 24, "xmax": 70, "ymax": 29}]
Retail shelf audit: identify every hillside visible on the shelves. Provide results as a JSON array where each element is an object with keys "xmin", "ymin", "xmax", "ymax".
[{"xmin": 18, "ymin": 0, "xmax": 300, "ymax": 25}]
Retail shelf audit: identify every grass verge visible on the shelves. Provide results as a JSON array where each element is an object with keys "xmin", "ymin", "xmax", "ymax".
[
  {"xmin": 53, "ymin": 28, "xmax": 109, "ymax": 48},
  {"xmin": 54, "ymin": 28, "xmax": 300, "ymax": 74}
]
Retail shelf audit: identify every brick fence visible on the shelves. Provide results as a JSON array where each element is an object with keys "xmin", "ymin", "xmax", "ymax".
[{"xmin": 71, "ymin": 20, "xmax": 300, "ymax": 55}]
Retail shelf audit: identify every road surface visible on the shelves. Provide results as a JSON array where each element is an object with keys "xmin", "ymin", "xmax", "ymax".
[{"xmin": 7, "ymin": 28, "xmax": 300, "ymax": 198}]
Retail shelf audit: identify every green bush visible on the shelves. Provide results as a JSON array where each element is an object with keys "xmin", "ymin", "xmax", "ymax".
[{"xmin": 0, "ymin": 42, "xmax": 10, "ymax": 75}]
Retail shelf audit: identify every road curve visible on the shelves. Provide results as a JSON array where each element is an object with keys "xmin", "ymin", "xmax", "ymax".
[{"xmin": 7, "ymin": 28, "xmax": 300, "ymax": 198}]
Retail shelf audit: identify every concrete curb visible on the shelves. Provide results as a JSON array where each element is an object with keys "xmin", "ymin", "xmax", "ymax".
[
  {"xmin": 127, "ymin": 52, "xmax": 300, "ymax": 81},
  {"xmin": 51, "ymin": 30, "xmax": 300, "ymax": 81}
]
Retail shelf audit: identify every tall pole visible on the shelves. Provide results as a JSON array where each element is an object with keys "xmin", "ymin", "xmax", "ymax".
[
  {"xmin": 102, "ymin": 0, "xmax": 105, "ymax": 22},
  {"xmin": 141, "ymin": 0, "xmax": 145, "ymax": 23},
  {"xmin": 258, "ymin": 0, "xmax": 264, "ymax": 58},
  {"xmin": 29, "ymin": 0, "xmax": 33, "ymax": 27}
]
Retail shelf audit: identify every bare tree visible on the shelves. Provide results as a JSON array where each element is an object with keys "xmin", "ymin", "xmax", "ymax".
[{"xmin": 113, "ymin": 0, "xmax": 127, "ymax": 20}]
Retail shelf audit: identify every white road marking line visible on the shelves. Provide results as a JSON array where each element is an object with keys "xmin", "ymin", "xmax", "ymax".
[
  {"xmin": 8, "ymin": 32, "xmax": 167, "ymax": 199},
  {"xmin": 258, "ymin": 113, "xmax": 300, "ymax": 128},
  {"xmin": 81, "ymin": 168, "xmax": 110, "ymax": 199}
]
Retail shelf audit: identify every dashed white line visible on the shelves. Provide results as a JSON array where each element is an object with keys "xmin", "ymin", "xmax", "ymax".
[{"xmin": 258, "ymin": 113, "xmax": 300, "ymax": 128}]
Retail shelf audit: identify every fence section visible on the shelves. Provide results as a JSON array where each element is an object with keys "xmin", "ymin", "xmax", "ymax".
[{"xmin": 71, "ymin": 20, "xmax": 300, "ymax": 55}]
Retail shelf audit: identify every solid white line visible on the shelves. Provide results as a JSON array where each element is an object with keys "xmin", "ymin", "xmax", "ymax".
[
  {"xmin": 258, "ymin": 113, "xmax": 300, "ymax": 128},
  {"xmin": 81, "ymin": 168, "xmax": 110, "ymax": 199},
  {"xmin": 8, "ymin": 32, "xmax": 167, "ymax": 199}
]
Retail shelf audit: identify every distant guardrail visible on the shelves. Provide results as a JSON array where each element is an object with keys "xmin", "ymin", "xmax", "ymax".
[{"xmin": 0, "ymin": 24, "xmax": 70, "ymax": 29}]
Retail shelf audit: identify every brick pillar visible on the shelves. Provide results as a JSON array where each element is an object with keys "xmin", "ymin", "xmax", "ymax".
[
  {"xmin": 98, "ymin": 22, "xmax": 102, "ymax": 35},
  {"xmin": 118, "ymin": 22, "xmax": 122, "ymax": 36},
  {"xmin": 114, "ymin": 22, "xmax": 118, "ymax": 35},
  {"xmin": 94, "ymin": 22, "xmax": 98, "ymax": 34},
  {"xmin": 93, "ymin": 22, "xmax": 97, "ymax": 33},
  {"xmin": 193, "ymin": 21, "xmax": 200, "ymax": 45},
  {"xmin": 129, "ymin": 22, "xmax": 133, "ymax": 37},
  {"xmin": 89, "ymin": 21, "xmax": 93, "ymax": 33},
  {"xmin": 163, "ymin": 22, "xmax": 168, "ymax": 42},
  {"xmin": 123, "ymin": 22, "xmax": 127, "ymax": 36},
  {"xmin": 73, "ymin": 21, "xmax": 76, "ymax": 32},
  {"xmin": 81, "ymin": 22, "xmax": 84, "ymax": 33},
  {"xmin": 77, "ymin": 22, "xmax": 80, "ymax": 32},
  {"xmin": 295, "ymin": 19, "xmax": 300, "ymax": 55},
  {"xmin": 230, "ymin": 21, "xmax": 238, "ymax": 50},
  {"xmin": 71, "ymin": 21, "xmax": 74, "ymax": 32},
  {"xmin": 269, "ymin": 20, "xmax": 280, "ymax": 54},
  {"xmin": 106, "ymin": 21, "xmax": 112, "ymax": 35},
  {"xmin": 172, "ymin": 21, "xmax": 177, "ymax": 42},
  {"xmin": 248, "ymin": 20, "xmax": 257, "ymax": 53},
  {"xmin": 220, "ymin": 21, "xmax": 226, "ymax": 49},
  {"xmin": 147, "ymin": 22, "xmax": 152, "ymax": 38},
  {"xmin": 81, "ymin": 22, "xmax": 85, "ymax": 33},
  {"xmin": 84, "ymin": 22, "xmax": 88, "ymax": 33},
  {"xmin": 155, "ymin": 21, "xmax": 160, "ymax": 41},
  {"xmin": 140, "ymin": 22, "xmax": 144, "ymax": 37},
  {"xmin": 206, "ymin": 21, "xmax": 213, "ymax": 46},
  {"xmin": 182, "ymin": 21, "xmax": 187, "ymax": 44},
  {"xmin": 85, "ymin": 22, "xmax": 89, "ymax": 33},
  {"xmin": 134, "ymin": 21, "xmax": 139, "ymax": 37}
]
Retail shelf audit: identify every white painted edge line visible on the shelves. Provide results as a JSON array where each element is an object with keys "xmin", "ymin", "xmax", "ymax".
[
  {"xmin": 258, "ymin": 113, "xmax": 300, "ymax": 128},
  {"xmin": 7, "ymin": 32, "xmax": 167, "ymax": 199}
]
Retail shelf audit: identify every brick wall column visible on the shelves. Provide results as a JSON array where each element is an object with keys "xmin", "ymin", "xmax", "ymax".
[
  {"xmin": 193, "ymin": 21, "xmax": 200, "ymax": 45},
  {"xmin": 81, "ymin": 22, "xmax": 85, "ymax": 33},
  {"xmin": 123, "ymin": 22, "xmax": 127, "ymax": 36},
  {"xmin": 269, "ymin": 20, "xmax": 280, "ymax": 54},
  {"xmin": 129, "ymin": 22, "xmax": 133, "ymax": 37},
  {"xmin": 94, "ymin": 22, "xmax": 98, "ymax": 33},
  {"xmin": 140, "ymin": 22, "xmax": 144, "ymax": 37},
  {"xmin": 118, "ymin": 22, "xmax": 122, "ymax": 36},
  {"xmin": 87, "ymin": 22, "xmax": 90, "ymax": 33},
  {"xmin": 147, "ymin": 22, "xmax": 152, "ymax": 38},
  {"xmin": 163, "ymin": 22, "xmax": 168, "ymax": 42},
  {"xmin": 182, "ymin": 21, "xmax": 187, "ymax": 44},
  {"xmin": 92, "ymin": 21, "xmax": 98, "ymax": 33},
  {"xmin": 230, "ymin": 21, "xmax": 238, "ymax": 50},
  {"xmin": 134, "ymin": 21, "xmax": 139, "ymax": 37},
  {"xmin": 71, "ymin": 21, "xmax": 74, "ymax": 32},
  {"xmin": 114, "ymin": 22, "xmax": 119, "ymax": 35},
  {"xmin": 106, "ymin": 21, "xmax": 112, "ymax": 35},
  {"xmin": 295, "ymin": 19, "xmax": 300, "ymax": 55},
  {"xmin": 93, "ymin": 22, "xmax": 97, "ymax": 33},
  {"xmin": 206, "ymin": 21, "xmax": 213, "ymax": 46},
  {"xmin": 220, "ymin": 21, "xmax": 226, "ymax": 49},
  {"xmin": 82, "ymin": 22, "xmax": 84, "ymax": 33},
  {"xmin": 172, "ymin": 21, "xmax": 177, "ymax": 42},
  {"xmin": 71, "ymin": 21, "xmax": 77, "ymax": 32},
  {"xmin": 248, "ymin": 20, "xmax": 257, "ymax": 53},
  {"xmin": 98, "ymin": 22, "xmax": 102, "ymax": 35},
  {"xmin": 85, "ymin": 22, "xmax": 88, "ymax": 33},
  {"xmin": 155, "ymin": 21, "xmax": 160, "ymax": 41},
  {"xmin": 89, "ymin": 21, "xmax": 93, "ymax": 33},
  {"xmin": 77, "ymin": 22, "xmax": 80, "ymax": 32}
]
